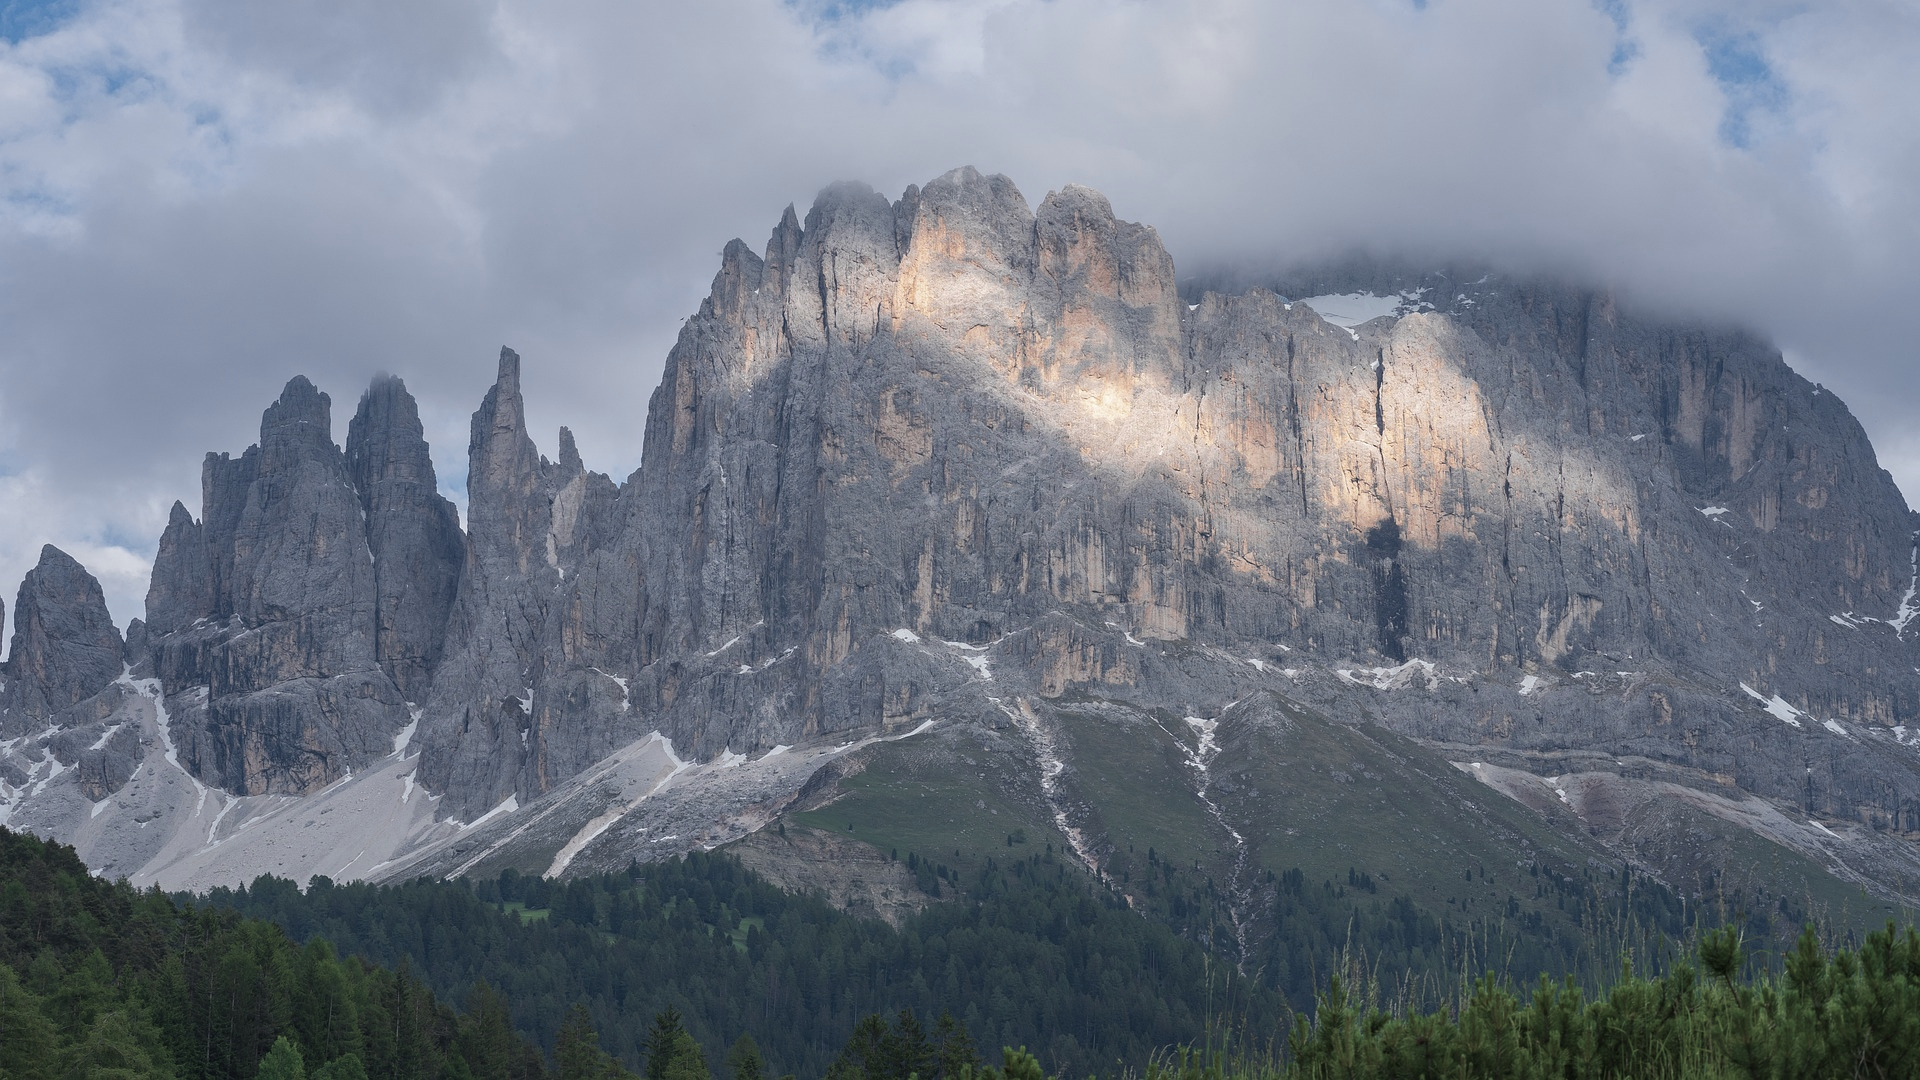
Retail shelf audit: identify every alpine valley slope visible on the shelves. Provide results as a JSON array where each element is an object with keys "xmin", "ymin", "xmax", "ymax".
[{"xmin": 1, "ymin": 168, "xmax": 1917, "ymax": 944}]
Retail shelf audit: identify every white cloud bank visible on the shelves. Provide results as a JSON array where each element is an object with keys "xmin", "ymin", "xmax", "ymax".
[{"xmin": 1, "ymin": 0, "xmax": 1916, "ymax": 634}]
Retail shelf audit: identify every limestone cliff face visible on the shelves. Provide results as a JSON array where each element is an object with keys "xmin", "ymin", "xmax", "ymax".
[
  {"xmin": 412, "ymin": 349, "xmax": 626, "ymax": 819},
  {"xmin": 396, "ymin": 167, "xmax": 1918, "ymax": 835},
  {"xmin": 1, "ymin": 546, "xmax": 124, "ymax": 732},
  {"xmin": 139, "ymin": 377, "xmax": 436, "ymax": 795},
  {"xmin": 4, "ymin": 166, "xmax": 1918, "ymax": 893},
  {"xmin": 347, "ymin": 375, "xmax": 466, "ymax": 696}
]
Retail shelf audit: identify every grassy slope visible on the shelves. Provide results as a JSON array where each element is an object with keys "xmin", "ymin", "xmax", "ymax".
[{"xmin": 779, "ymin": 691, "xmax": 1898, "ymax": 994}]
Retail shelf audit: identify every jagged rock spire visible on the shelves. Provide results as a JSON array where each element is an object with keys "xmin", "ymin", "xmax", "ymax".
[
  {"xmin": 4, "ymin": 545, "xmax": 123, "ymax": 728},
  {"xmin": 348, "ymin": 375, "xmax": 465, "ymax": 695}
]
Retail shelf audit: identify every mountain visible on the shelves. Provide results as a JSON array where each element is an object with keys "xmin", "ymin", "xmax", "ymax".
[{"xmin": 1, "ymin": 166, "xmax": 1916, "ymax": 956}]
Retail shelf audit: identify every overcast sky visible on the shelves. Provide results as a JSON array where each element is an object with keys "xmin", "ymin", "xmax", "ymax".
[{"xmin": 1, "ymin": 0, "xmax": 1916, "ymax": 635}]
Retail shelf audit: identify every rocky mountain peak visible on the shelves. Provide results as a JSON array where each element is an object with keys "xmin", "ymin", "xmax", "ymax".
[
  {"xmin": 259, "ymin": 375, "xmax": 336, "ymax": 465},
  {"xmin": 0, "ymin": 168, "xmax": 1915, "ymax": 909},
  {"xmin": 347, "ymin": 374, "xmax": 465, "ymax": 695},
  {"xmin": 2, "ymin": 545, "xmax": 123, "ymax": 730}
]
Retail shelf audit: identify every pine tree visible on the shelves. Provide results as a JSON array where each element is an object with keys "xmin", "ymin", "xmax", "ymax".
[
  {"xmin": 258, "ymin": 1035, "xmax": 308, "ymax": 1080},
  {"xmin": 0, "ymin": 964, "xmax": 58, "ymax": 1080},
  {"xmin": 312, "ymin": 1054, "xmax": 371, "ymax": 1080},
  {"xmin": 725, "ymin": 1033, "xmax": 763, "ymax": 1080},
  {"xmin": 645, "ymin": 1008, "xmax": 690, "ymax": 1080},
  {"xmin": 558, "ymin": 1004, "xmax": 628, "ymax": 1080}
]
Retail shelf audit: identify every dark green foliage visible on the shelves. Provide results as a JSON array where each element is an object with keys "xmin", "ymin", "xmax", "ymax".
[
  {"xmin": 724, "ymin": 1034, "xmax": 762, "ymax": 1080},
  {"xmin": 0, "ymin": 827, "xmax": 546, "ymax": 1080},
  {"xmin": 556, "ymin": 1005, "xmax": 635, "ymax": 1080},
  {"xmin": 1136, "ymin": 923, "xmax": 1920, "ymax": 1079},
  {"xmin": 207, "ymin": 850, "xmax": 1282, "ymax": 1079},
  {"xmin": 258, "ymin": 1036, "xmax": 307, "ymax": 1080},
  {"xmin": 824, "ymin": 1010, "xmax": 984, "ymax": 1080}
]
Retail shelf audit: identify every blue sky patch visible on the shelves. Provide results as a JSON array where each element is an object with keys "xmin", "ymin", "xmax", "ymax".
[
  {"xmin": 1698, "ymin": 28, "xmax": 1787, "ymax": 148},
  {"xmin": 0, "ymin": 0, "xmax": 77, "ymax": 44},
  {"xmin": 1591, "ymin": 0, "xmax": 1638, "ymax": 75}
]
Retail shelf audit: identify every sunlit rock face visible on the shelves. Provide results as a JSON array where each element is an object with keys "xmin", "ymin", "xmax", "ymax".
[
  {"xmin": 404, "ymin": 165, "xmax": 1917, "ymax": 835},
  {"xmin": 2, "ymin": 166, "xmax": 1917, "ymax": 894}
]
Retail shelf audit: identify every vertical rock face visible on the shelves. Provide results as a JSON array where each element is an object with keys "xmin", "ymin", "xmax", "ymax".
[
  {"xmin": 395, "ymin": 166, "xmax": 1916, "ymax": 835},
  {"xmin": 3, "ymin": 166, "xmax": 1917, "ymax": 897},
  {"xmin": 1, "ymin": 546, "xmax": 124, "ymax": 731},
  {"xmin": 347, "ymin": 376, "xmax": 466, "ymax": 696},
  {"xmin": 414, "ymin": 348, "xmax": 624, "ymax": 819},
  {"xmin": 139, "ymin": 376, "xmax": 433, "ymax": 795}
]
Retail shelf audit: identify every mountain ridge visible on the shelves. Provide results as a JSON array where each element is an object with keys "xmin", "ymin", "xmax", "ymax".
[{"xmin": 0, "ymin": 168, "xmax": 1915, "ymax": 951}]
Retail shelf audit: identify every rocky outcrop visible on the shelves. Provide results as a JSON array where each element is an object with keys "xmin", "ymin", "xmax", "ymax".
[
  {"xmin": 1, "ymin": 546, "xmax": 124, "ymax": 731},
  {"xmin": 347, "ymin": 375, "xmax": 466, "ymax": 696},
  {"xmin": 413, "ymin": 349, "xmax": 626, "ymax": 820},
  {"xmin": 140, "ymin": 377, "xmax": 415, "ymax": 795},
  {"xmin": 402, "ymin": 166, "xmax": 1915, "ymax": 858},
  {"xmin": 2, "ymin": 166, "xmax": 1917, "ymax": 904}
]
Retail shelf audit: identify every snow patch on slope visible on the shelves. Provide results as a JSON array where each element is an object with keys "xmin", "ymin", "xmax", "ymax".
[
  {"xmin": 1337, "ymin": 658, "xmax": 1441, "ymax": 691},
  {"xmin": 1740, "ymin": 683, "xmax": 1805, "ymax": 728},
  {"xmin": 1297, "ymin": 290, "xmax": 1433, "ymax": 339},
  {"xmin": 1893, "ymin": 542, "xmax": 1919, "ymax": 638}
]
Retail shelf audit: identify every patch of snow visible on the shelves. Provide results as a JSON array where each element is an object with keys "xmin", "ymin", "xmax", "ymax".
[
  {"xmin": 737, "ymin": 664, "xmax": 753, "ymax": 675},
  {"xmin": 1823, "ymin": 719, "xmax": 1850, "ymax": 737},
  {"xmin": 400, "ymin": 771, "xmax": 416, "ymax": 804},
  {"xmin": 207, "ymin": 795, "xmax": 238, "ymax": 846},
  {"xmin": 1104, "ymin": 622, "xmax": 1146, "ymax": 647},
  {"xmin": 89, "ymin": 723, "xmax": 124, "ymax": 751},
  {"xmin": 1892, "ymin": 542, "xmax": 1919, "ymax": 638},
  {"xmin": 715, "ymin": 749, "xmax": 747, "ymax": 769},
  {"xmin": 1811, "ymin": 820, "xmax": 1842, "ymax": 839},
  {"xmin": 943, "ymin": 640, "xmax": 987, "ymax": 650},
  {"xmin": 1630, "ymin": 433, "xmax": 1647, "ymax": 442},
  {"xmin": 462, "ymin": 795, "xmax": 519, "ymax": 831},
  {"xmin": 1245, "ymin": 658, "xmax": 1268, "ymax": 672},
  {"xmin": 91, "ymin": 797, "xmax": 113, "ymax": 818},
  {"xmin": 891, "ymin": 628, "xmax": 921, "ymax": 644},
  {"xmin": 392, "ymin": 713, "xmax": 419, "ymax": 756},
  {"xmin": 1830, "ymin": 613, "xmax": 1875, "ymax": 630},
  {"xmin": 1182, "ymin": 715, "xmax": 1221, "ymax": 770},
  {"xmin": 760, "ymin": 744, "xmax": 791, "ymax": 759},
  {"xmin": 1337, "ymin": 658, "xmax": 1440, "ymax": 691},
  {"xmin": 1739, "ymin": 682, "xmax": 1805, "ymax": 728},
  {"xmin": 1298, "ymin": 290, "xmax": 1435, "ymax": 339},
  {"xmin": 117, "ymin": 668, "xmax": 207, "ymax": 809},
  {"xmin": 589, "ymin": 669, "xmax": 632, "ymax": 712},
  {"xmin": 515, "ymin": 688, "xmax": 533, "ymax": 715},
  {"xmin": 1698, "ymin": 506, "xmax": 1730, "ymax": 519},
  {"xmin": 1187, "ymin": 303, "xmax": 1198, "ymax": 311},
  {"xmin": 1518, "ymin": 674, "xmax": 1543, "ymax": 696},
  {"xmin": 705, "ymin": 635, "xmax": 742, "ymax": 657}
]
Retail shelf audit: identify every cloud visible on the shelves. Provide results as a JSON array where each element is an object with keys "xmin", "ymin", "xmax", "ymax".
[{"xmin": 0, "ymin": 0, "xmax": 1916, "ymax": 640}]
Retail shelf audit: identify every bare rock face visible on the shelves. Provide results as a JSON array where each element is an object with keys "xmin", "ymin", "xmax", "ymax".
[
  {"xmin": 141, "ymin": 377, "xmax": 420, "ymax": 794},
  {"xmin": 393, "ymin": 167, "xmax": 1917, "ymax": 859},
  {"xmin": 1, "ymin": 545, "xmax": 124, "ymax": 731},
  {"xmin": 347, "ymin": 375, "xmax": 466, "ymax": 696},
  {"xmin": 413, "ymin": 348, "xmax": 625, "ymax": 820},
  {"xmin": 3, "ymin": 166, "xmax": 1917, "ymax": 903}
]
